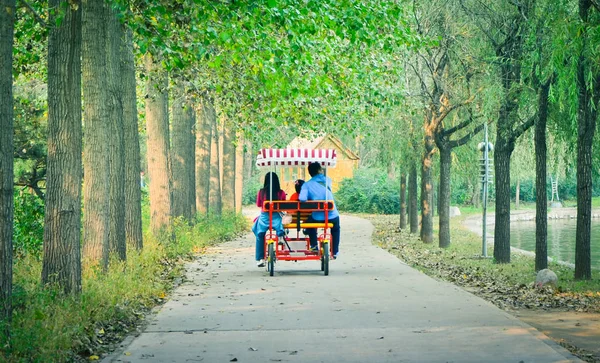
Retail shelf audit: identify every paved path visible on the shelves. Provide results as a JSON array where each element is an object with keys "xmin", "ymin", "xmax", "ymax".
[{"xmin": 108, "ymin": 215, "xmax": 580, "ymax": 363}]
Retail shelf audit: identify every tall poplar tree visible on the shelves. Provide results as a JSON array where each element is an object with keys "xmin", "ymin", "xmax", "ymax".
[
  {"xmin": 107, "ymin": 6, "xmax": 126, "ymax": 260},
  {"xmin": 0, "ymin": 0, "xmax": 16, "ymax": 327},
  {"xmin": 121, "ymin": 27, "xmax": 143, "ymax": 250},
  {"xmin": 195, "ymin": 97, "xmax": 213, "ymax": 215},
  {"xmin": 42, "ymin": 0, "xmax": 83, "ymax": 293},
  {"xmin": 82, "ymin": 0, "xmax": 110, "ymax": 267},
  {"xmin": 145, "ymin": 53, "xmax": 172, "ymax": 234}
]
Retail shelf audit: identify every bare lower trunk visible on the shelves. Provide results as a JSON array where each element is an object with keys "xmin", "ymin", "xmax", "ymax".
[
  {"xmin": 107, "ymin": 7, "xmax": 126, "ymax": 260},
  {"xmin": 0, "ymin": 0, "xmax": 16, "ymax": 326},
  {"xmin": 209, "ymin": 108, "xmax": 222, "ymax": 215},
  {"xmin": 171, "ymin": 86, "xmax": 196, "ymax": 221},
  {"xmin": 235, "ymin": 135, "xmax": 245, "ymax": 212},
  {"xmin": 399, "ymin": 173, "xmax": 407, "ymax": 230},
  {"xmin": 515, "ymin": 179, "xmax": 520, "ymax": 209},
  {"xmin": 244, "ymin": 142, "xmax": 254, "ymax": 181},
  {"xmin": 493, "ymin": 147, "xmax": 512, "ymax": 263},
  {"xmin": 145, "ymin": 53, "xmax": 172, "ymax": 235},
  {"xmin": 420, "ymin": 135, "xmax": 434, "ymax": 243},
  {"xmin": 195, "ymin": 98, "xmax": 212, "ymax": 215},
  {"xmin": 438, "ymin": 147, "xmax": 451, "ymax": 248},
  {"xmin": 574, "ymin": 20, "xmax": 597, "ymax": 279},
  {"xmin": 409, "ymin": 163, "xmax": 419, "ymax": 234},
  {"xmin": 43, "ymin": 0, "xmax": 82, "ymax": 294},
  {"xmin": 221, "ymin": 122, "xmax": 236, "ymax": 212},
  {"xmin": 187, "ymin": 104, "xmax": 197, "ymax": 218},
  {"xmin": 82, "ymin": 0, "xmax": 110, "ymax": 267},
  {"xmin": 535, "ymin": 81, "xmax": 550, "ymax": 271},
  {"xmin": 122, "ymin": 27, "xmax": 143, "ymax": 250}
]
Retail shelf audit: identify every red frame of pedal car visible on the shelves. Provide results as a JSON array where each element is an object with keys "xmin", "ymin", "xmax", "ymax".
[{"xmin": 263, "ymin": 200, "xmax": 334, "ymax": 261}]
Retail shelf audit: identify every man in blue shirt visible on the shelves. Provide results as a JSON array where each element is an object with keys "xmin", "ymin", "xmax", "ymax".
[{"xmin": 299, "ymin": 162, "xmax": 341, "ymax": 258}]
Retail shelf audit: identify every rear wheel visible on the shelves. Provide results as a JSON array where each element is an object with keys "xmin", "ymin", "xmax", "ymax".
[
  {"xmin": 268, "ymin": 243, "xmax": 275, "ymax": 276},
  {"xmin": 322, "ymin": 242, "xmax": 329, "ymax": 276}
]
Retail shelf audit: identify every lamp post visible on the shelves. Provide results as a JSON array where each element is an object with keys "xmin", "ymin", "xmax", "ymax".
[{"xmin": 478, "ymin": 123, "xmax": 493, "ymax": 257}]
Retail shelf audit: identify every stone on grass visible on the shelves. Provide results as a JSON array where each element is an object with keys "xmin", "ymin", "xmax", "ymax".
[
  {"xmin": 449, "ymin": 206, "xmax": 461, "ymax": 217},
  {"xmin": 535, "ymin": 269, "xmax": 558, "ymax": 289}
]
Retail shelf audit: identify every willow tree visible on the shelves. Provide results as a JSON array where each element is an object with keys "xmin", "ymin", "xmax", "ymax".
[
  {"xmin": 0, "ymin": 0, "xmax": 16, "ymax": 327},
  {"xmin": 573, "ymin": 0, "xmax": 600, "ymax": 280},
  {"xmin": 460, "ymin": 0, "xmax": 536, "ymax": 263}
]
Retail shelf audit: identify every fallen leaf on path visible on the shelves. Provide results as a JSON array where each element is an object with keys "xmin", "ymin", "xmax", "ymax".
[
  {"xmin": 89, "ymin": 356, "xmax": 99, "ymax": 361},
  {"xmin": 230, "ymin": 358, "xmax": 238, "ymax": 362},
  {"xmin": 248, "ymin": 347, "xmax": 257, "ymax": 351}
]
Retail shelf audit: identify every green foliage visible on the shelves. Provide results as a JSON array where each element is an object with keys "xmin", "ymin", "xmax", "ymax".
[
  {"xmin": 13, "ymin": 80, "xmax": 47, "ymax": 195},
  {"xmin": 242, "ymin": 174, "xmax": 263, "ymax": 206},
  {"xmin": 12, "ymin": 189, "xmax": 44, "ymax": 258},
  {"xmin": 1, "ymin": 212, "xmax": 247, "ymax": 362},
  {"xmin": 335, "ymin": 168, "xmax": 399, "ymax": 214}
]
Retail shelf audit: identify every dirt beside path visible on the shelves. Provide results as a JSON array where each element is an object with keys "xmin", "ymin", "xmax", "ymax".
[{"xmin": 516, "ymin": 311, "xmax": 600, "ymax": 362}]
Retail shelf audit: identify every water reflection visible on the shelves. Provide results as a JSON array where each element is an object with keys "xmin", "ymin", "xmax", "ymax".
[{"xmin": 510, "ymin": 219, "xmax": 600, "ymax": 270}]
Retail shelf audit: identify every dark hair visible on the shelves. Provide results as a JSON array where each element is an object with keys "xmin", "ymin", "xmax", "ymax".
[
  {"xmin": 294, "ymin": 179, "xmax": 305, "ymax": 193},
  {"xmin": 308, "ymin": 162, "xmax": 322, "ymax": 177},
  {"xmin": 260, "ymin": 172, "xmax": 281, "ymax": 199}
]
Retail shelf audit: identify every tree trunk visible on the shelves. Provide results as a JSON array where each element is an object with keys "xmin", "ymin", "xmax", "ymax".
[
  {"xmin": 244, "ymin": 142, "xmax": 254, "ymax": 181},
  {"xmin": 82, "ymin": 0, "xmax": 110, "ymax": 267},
  {"xmin": 409, "ymin": 163, "xmax": 419, "ymax": 234},
  {"xmin": 235, "ymin": 134, "xmax": 245, "ymax": 213},
  {"xmin": 574, "ymin": 3, "xmax": 597, "ymax": 279},
  {"xmin": 490, "ymin": 0, "xmax": 531, "ymax": 264},
  {"xmin": 209, "ymin": 107, "xmax": 222, "ymax": 215},
  {"xmin": 107, "ymin": 8, "xmax": 126, "ymax": 261},
  {"xmin": 399, "ymin": 173, "xmax": 407, "ymax": 230},
  {"xmin": 420, "ymin": 131, "xmax": 434, "ymax": 243},
  {"xmin": 121, "ymin": 27, "xmax": 143, "ymax": 250},
  {"xmin": 42, "ymin": 0, "xmax": 82, "ymax": 294},
  {"xmin": 535, "ymin": 81, "xmax": 550, "ymax": 271},
  {"xmin": 431, "ymin": 178, "xmax": 435, "ymax": 218},
  {"xmin": 171, "ymin": 85, "xmax": 195, "ymax": 221},
  {"xmin": 438, "ymin": 147, "xmax": 451, "ymax": 248},
  {"xmin": 221, "ymin": 122, "xmax": 236, "ymax": 212},
  {"xmin": 195, "ymin": 97, "xmax": 212, "ymax": 215},
  {"xmin": 145, "ymin": 53, "xmax": 172, "ymax": 234},
  {"xmin": 0, "ymin": 0, "xmax": 16, "ymax": 326},
  {"xmin": 186, "ymin": 103, "xmax": 197, "ymax": 218},
  {"xmin": 515, "ymin": 179, "xmax": 520, "ymax": 209},
  {"xmin": 493, "ymin": 146, "xmax": 512, "ymax": 263}
]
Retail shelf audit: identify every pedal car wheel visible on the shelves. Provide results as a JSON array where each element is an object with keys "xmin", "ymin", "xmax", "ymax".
[
  {"xmin": 322, "ymin": 242, "xmax": 329, "ymax": 276},
  {"xmin": 268, "ymin": 243, "xmax": 275, "ymax": 276}
]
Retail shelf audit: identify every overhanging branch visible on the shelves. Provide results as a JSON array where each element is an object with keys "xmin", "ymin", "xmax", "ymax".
[{"xmin": 19, "ymin": 0, "xmax": 48, "ymax": 28}]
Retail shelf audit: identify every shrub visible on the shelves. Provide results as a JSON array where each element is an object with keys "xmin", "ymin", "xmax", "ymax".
[
  {"xmin": 335, "ymin": 168, "xmax": 400, "ymax": 214},
  {"xmin": 242, "ymin": 174, "xmax": 262, "ymax": 205},
  {"xmin": 13, "ymin": 189, "xmax": 44, "ymax": 258}
]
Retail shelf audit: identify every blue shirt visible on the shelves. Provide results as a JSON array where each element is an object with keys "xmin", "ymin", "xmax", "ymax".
[{"xmin": 298, "ymin": 174, "xmax": 339, "ymax": 221}]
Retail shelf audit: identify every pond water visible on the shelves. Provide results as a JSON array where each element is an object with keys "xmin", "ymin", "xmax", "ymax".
[{"xmin": 510, "ymin": 219, "xmax": 600, "ymax": 270}]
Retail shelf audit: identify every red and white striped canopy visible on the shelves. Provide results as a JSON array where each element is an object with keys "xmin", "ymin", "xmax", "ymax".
[{"xmin": 256, "ymin": 148, "xmax": 337, "ymax": 168}]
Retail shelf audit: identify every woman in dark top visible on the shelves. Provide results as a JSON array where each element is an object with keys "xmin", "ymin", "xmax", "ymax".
[{"xmin": 252, "ymin": 172, "xmax": 287, "ymax": 267}]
